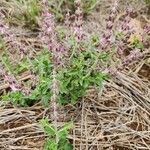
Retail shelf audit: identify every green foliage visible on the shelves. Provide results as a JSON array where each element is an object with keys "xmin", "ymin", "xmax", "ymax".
[
  {"xmin": 129, "ymin": 36, "xmax": 144, "ymax": 49},
  {"xmin": 1, "ymin": 52, "xmax": 30, "ymax": 75},
  {"xmin": 53, "ymin": 29, "xmax": 109, "ymax": 104},
  {"xmin": 58, "ymin": 50, "xmax": 108, "ymax": 104},
  {"xmin": 40, "ymin": 118, "xmax": 73, "ymax": 150},
  {"xmin": 82, "ymin": 0, "xmax": 98, "ymax": 14},
  {"xmin": 48, "ymin": 0, "xmax": 98, "ymax": 20},
  {"xmin": 1, "ymin": 30, "xmax": 109, "ymax": 106},
  {"xmin": 1, "ymin": 50, "xmax": 53, "ymax": 107},
  {"xmin": 14, "ymin": 0, "xmax": 40, "ymax": 28},
  {"xmin": 6, "ymin": 0, "xmax": 98, "ymax": 27},
  {"xmin": 145, "ymin": 0, "xmax": 150, "ymax": 5},
  {"xmin": 23, "ymin": 0, "xmax": 40, "ymax": 27},
  {"xmin": 1, "ymin": 15, "xmax": 109, "ymax": 107},
  {"xmin": 2, "ymin": 91, "xmax": 25, "ymax": 106}
]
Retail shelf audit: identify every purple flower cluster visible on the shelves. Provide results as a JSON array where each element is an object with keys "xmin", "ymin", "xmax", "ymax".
[
  {"xmin": 142, "ymin": 24, "xmax": 150, "ymax": 48},
  {"xmin": 0, "ymin": 12, "xmax": 29, "ymax": 93},
  {"xmin": 143, "ymin": 24, "xmax": 150, "ymax": 35},
  {"xmin": 103, "ymin": 3, "xmax": 149, "ymax": 75},
  {"xmin": 41, "ymin": 0, "xmax": 60, "ymax": 125},
  {"xmin": 72, "ymin": 0, "xmax": 84, "ymax": 43},
  {"xmin": 0, "ymin": 13, "xmax": 27, "ymax": 57},
  {"xmin": 116, "ymin": 9, "xmax": 133, "ymax": 57},
  {"xmin": 100, "ymin": 0, "xmax": 119, "ymax": 50},
  {"xmin": 40, "ymin": 6, "xmax": 65, "ymax": 66},
  {"xmin": 3, "ymin": 71, "xmax": 21, "ymax": 92},
  {"xmin": 1, "ymin": 69, "xmax": 30, "ymax": 95},
  {"xmin": 119, "ymin": 49, "xmax": 142, "ymax": 69},
  {"xmin": 115, "ymin": 9, "xmax": 149, "ymax": 72}
]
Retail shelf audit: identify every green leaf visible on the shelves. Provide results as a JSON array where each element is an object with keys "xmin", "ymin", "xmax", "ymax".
[
  {"xmin": 40, "ymin": 118, "xmax": 56, "ymax": 136},
  {"xmin": 58, "ymin": 123, "xmax": 73, "ymax": 135},
  {"xmin": 44, "ymin": 139, "xmax": 57, "ymax": 150}
]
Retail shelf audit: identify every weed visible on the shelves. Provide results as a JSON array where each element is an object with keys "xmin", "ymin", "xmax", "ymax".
[
  {"xmin": 58, "ymin": 47, "xmax": 108, "ymax": 104},
  {"xmin": 47, "ymin": 0, "xmax": 98, "ymax": 21},
  {"xmin": 0, "ymin": 0, "xmax": 149, "ymax": 149},
  {"xmin": 9, "ymin": 0, "xmax": 40, "ymax": 28},
  {"xmin": 1, "ymin": 50, "xmax": 53, "ymax": 106},
  {"xmin": 40, "ymin": 118, "xmax": 73, "ymax": 150},
  {"xmin": 1, "ymin": 0, "xmax": 149, "ymax": 108},
  {"xmin": 145, "ymin": 0, "xmax": 150, "ymax": 5}
]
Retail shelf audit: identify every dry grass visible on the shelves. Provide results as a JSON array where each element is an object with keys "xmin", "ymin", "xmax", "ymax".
[
  {"xmin": 0, "ymin": 0, "xmax": 150, "ymax": 150},
  {"xmin": 0, "ymin": 66, "xmax": 150, "ymax": 149}
]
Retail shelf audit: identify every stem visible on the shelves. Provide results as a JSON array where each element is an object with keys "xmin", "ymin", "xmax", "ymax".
[{"xmin": 51, "ymin": 66, "xmax": 59, "ymax": 145}]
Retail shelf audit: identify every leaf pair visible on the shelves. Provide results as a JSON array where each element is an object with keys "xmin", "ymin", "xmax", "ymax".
[{"xmin": 40, "ymin": 118, "xmax": 73, "ymax": 150}]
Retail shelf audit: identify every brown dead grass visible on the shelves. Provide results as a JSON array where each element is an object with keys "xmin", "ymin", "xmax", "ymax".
[
  {"xmin": 0, "ymin": 0, "xmax": 150, "ymax": 150},
  {"xmin": 0, "ymin": 66, "xmax": 150, "ymax": 149}
]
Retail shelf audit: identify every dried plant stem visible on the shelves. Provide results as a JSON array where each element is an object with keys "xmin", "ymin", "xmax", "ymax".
[{"xmin": 51, "ymin": 66, "xmax": 59, "ymax": 144}]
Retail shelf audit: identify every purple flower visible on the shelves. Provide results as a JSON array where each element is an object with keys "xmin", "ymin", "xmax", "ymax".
[
  {"xmin": 99, "ymin": 0, "xmax": 119, "ymax": 49},
  {"xmin": 40, "ymin": 2, "xmax": 66, "ymax": 66},
  {"xmin": 3, "ymin": 72, "xmax": 21, "ymax": 92},
  {"xmin": 72, "ymin": 0, "xmax": 84, "ymax": 43},
  {"xmin": 0, "ymin": 13, "xmax": 27, "ymax": 56},
  {"xmin": 143, "ymin": 24, "xmax": 150, "ymax": 35}
]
